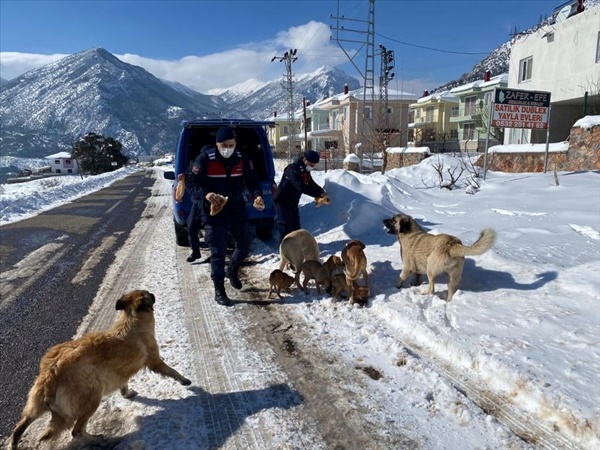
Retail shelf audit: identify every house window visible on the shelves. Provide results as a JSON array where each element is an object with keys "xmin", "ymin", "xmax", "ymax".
[
  {"xmin": 344, "ymin": 107, "xmax": 348, "ymax": 120},
  {"xmin": 484, "ymin": 92, "xmax": 492, "ymax": 105},
  {"xmin": 451, "ymin": 106, "xmax": 459, "ymax": 117},
  {"xmin": 519, "ymin": 56, "xmax": 533, "ymax": 82},
  {"xmin": 65, "ymin": 159, "xmax": 71, "ymax": 164},
  {"xmin": 450, "ymin": 129, "xmax": 458, "ymax": 139},
  {"xmin": 67, "ymin": 169, "xmax": 73, "ymax": 174},
  {"xmin": 425, "ymin": 106, "xmax": 434, "ymax": 122},
  {"xmin": 364, "ymin": 106, "xmax": 372, "ymax": 119},
  {"xmin": 596, "ymin": 31, "xmax": 600, "ymax": 63},
  {"xmin": 387, "ymin": 107, "xmax": 393, "ymax": 114},
  {"xmin": 465, "ymin": 96, "xmax": 477, "ymax": 116},
  {"xmin": 463, "ymin": 123, "xmax": 476, "ymax": 140},
  {"xmin": 55, "ymin": 159, "xmax": 60, "ymax": 164}
]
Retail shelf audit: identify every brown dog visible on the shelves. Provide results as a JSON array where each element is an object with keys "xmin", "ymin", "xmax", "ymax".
[
  {"xmin": 9, "ymin": 290, "xmax": 191, "ymax": 449},
  {"xmin": 341, "ymin": 239, "xmax": 369, "ymax": 305},
  {"xmin": 383, "ymin": 213, "xmax": 496, "ymax": 301},
  {"xmin": 299, "ymin": 259, "xmax": 332, "ymax": 294},
  {"xmin": 267, "ymin": 269, "xmax": 295, "ymax": 298},
  {"xmin": 330, "ymin": 273, "xmax": 350, "ymax": 301},
  {"xmin": 322, "ymin": 254, "xmax": 344, "ymax": 279}
]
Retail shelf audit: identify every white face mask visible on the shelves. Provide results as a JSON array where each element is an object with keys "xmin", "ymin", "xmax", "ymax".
[
  {"xmin": 305, "ymin": 165, "xmax": 314, "ymax": 172},
  {"xmin": 218, "ymin": 147, "xmax": 234, "ymax": 158}
]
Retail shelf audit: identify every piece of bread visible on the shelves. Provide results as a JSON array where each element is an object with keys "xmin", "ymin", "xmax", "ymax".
[
  {"xmin": 175, "ymin": 173, "xmax": 186, "ymax": 203},
  {"xmin": 315, "ymin": 196, "xmax": 330, "ymax": 208},
  {"xmin": 210, "ymin": 194, "xmax": 228, "ymax": 216}
]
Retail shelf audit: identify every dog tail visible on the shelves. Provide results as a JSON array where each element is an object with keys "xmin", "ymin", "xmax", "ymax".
[
  {"xmin": 9, "ymin": 374, "xmax": 53, "ymax": 448},
  {"xmin": 451, "ymin": 228, "xmax": 496, "ymax": 257}
]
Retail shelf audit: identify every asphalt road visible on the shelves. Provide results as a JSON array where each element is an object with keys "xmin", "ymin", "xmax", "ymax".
[{"xmin": 0, "ymin": 170, "xmax": 155, "ymax": 441}]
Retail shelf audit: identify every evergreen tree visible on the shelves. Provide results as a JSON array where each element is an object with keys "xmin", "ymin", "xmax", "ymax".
[{"xmin": 72, "ymin": 133, "xmax": 127, "ymax": 174}]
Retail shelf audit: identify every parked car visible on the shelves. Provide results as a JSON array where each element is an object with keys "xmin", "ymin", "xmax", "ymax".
[{"xmin": 164, "ymin": 119, "xmax": 276, "ymax": 246}]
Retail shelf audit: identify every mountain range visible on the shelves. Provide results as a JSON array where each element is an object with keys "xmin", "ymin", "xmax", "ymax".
[{"xmin": 3, "ymin": 2, "xmax": 588, "ymax": 159}]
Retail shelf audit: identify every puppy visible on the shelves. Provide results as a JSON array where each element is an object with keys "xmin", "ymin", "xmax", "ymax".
[
  {"xmin": 299, "ymin": 260, "xmax": 332, "ymax": 294},
  {"xmin": 341, "ymin": 239, "xmax": 369, "ymax": 305},
  {"xmin": 322, "ymin": 254, "xmax": 344, "ymax": 279},
  {"xmin": 330, "ymin": 273, "xmax": 350, "ymax": 301},
  {"xmin": 278, "ymin": 229, "xmax": 321, "ymax": 288},
  {"xmin": 9, "ymin": 290, "xmax": 191, "ymax": 449},
  {"xmin": 267, "ymin": 269, "xmax": 294, "ymax": 298},
  {"xmin": 383, "ymin": 213, "xmax": 496, "ymax": 301}
]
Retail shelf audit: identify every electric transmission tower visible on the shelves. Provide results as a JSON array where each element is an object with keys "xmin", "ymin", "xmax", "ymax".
[
  {"xmin": 378, "ymin": 44, "xmax": 395, "ymax": 133},
  {"xmin": 331, "ymin": 0, "xmax": 375, "ymax": 159},
  {"xmin": 271, "ymin": 49, "xmax": 298, "ymax": 163}
]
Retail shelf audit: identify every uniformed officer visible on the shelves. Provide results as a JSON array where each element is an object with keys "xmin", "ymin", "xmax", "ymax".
[
  {"xmin": 273, "ymin": 150, "xmax": 328, "ymax": 243},
  {"xmin": 185, "ymin": 127, "xmax": 265, "ymax": 306}
]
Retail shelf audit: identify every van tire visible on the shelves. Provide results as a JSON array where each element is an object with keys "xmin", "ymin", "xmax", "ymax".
[{"xmin": 174, "ymin": 220, "xmax": 189, "ymax": 247}]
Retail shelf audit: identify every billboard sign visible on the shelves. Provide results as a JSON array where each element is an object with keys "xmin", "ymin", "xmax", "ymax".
[{"xmin": 492, "ymin": 88, "xmax": 551, "ymax": 129}]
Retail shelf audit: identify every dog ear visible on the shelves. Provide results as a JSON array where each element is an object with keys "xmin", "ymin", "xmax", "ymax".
[
  {"xmin": 115, "ymin": 296, "xmax": 127, "ymax": 310},
  {"xmin": 399, "ymin": 217, "xmax": 412, "ymax": 233}
]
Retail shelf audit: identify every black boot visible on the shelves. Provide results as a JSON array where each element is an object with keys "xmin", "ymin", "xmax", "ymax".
[
  {"xmin": 186, "ymin": 250, "xmax": 201, "ymax": 263},
  {"xmin": 214, "ymin": 283, "xmax": 232, "ymax": 306},
  {"xmin": 227, "ymin": 264, "xmax": 242, "ymax": 290}
]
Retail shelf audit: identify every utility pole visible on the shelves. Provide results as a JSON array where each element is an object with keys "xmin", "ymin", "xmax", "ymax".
[
  {"xmin": 272, "ymin": 49, "xmax": 298, "ymax": 163},
  {"xmin": 331, "ymin": 0, "xmax": 376, "ymax": 162},
  {"xmin": 378, "ymin": 44, "xmax": 395, "ymax": 173}
]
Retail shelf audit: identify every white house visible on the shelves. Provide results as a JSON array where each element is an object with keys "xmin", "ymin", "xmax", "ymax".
[
  {"xmin": 45, "ymin": 152, "xmax": 79, "ymax": 175},
  {"xmin": 505, "ymin": 1, "xmax": 600, "ymax": 144}
]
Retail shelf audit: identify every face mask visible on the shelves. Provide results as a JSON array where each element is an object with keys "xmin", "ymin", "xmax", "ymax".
[
  {"xmin": 305, "ymin": 165, "xmax": 314, "ymax": 172},
  {"xmin": 218, "ymin": 147, "xmax": 234, "ymax": 158}
]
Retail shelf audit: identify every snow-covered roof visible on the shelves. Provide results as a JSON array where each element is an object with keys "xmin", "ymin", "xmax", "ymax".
[
  {"xmin": 450, "ymin": 73, "xmax": 508, "ymax": 94},
  {"xmin": 416, "ymin": 90, "xmax": 458, "ymax": 104},
  {"xmin": 386, "ymin": 146, "xmax": 431, "ymax": 154},
  {"xmin": 573, "ymin": 115, "xmax": 600, "ymax": 130},
  {"xmin": 45, "ymin": 152, "xmax": 72, "ymax": 159}
]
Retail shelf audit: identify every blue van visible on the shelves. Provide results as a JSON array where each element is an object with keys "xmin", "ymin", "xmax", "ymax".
[{"xmin": 164, "ymin": 119, "xmax": 276, "ymax": 246}]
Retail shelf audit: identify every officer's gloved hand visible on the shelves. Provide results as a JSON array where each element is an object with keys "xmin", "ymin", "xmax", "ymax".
[{"xmin": 315, "ymin": 194, "xmax": 330, "ymax": 208}]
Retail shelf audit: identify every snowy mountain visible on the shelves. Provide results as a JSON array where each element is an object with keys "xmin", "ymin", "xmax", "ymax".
[
  {"xmin": 431, "ymin": 0, "xmax": 600, "ymax": 93},
  {"xmin": 0, "ymin": 48, "xmax": 228, "ymax": 158},
  {"xmin": 0, "ymin": 77, "xmax": 8, "ymax": 86},
  {"xmin": 215, "ymin": 65, "xmax": 361, "ymax": 120},
  {"xmin": 0, "ymin": 49, "xmax": 360, "ymax": 158}
]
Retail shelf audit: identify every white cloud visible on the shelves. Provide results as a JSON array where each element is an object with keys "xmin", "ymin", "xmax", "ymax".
[
  {"xmin": 1, "ymin": 21, "xmax": 357, "ymax": 93},
  {"xmin": 0, "ymin": 52, "xmax": 67, "ymax": 80}
]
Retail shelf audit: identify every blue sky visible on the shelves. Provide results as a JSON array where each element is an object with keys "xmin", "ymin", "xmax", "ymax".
[{"xmin": 0, "ymin": 0, "xmax": 562, "ymax": 94}]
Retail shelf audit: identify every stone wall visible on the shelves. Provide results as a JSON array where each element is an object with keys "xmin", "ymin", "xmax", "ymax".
[
  {"xmin": 386, "ymin": 151, "xmax": 431, "ymax": 169},
  {"xmin": 484, "ymin": 123, "xmax": 599, "ymax": 172}
]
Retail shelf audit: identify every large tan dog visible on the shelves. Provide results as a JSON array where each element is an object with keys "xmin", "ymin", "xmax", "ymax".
[
  {"xmin": 341, "ymin": 239, "xmax": 369, "ymax": 305},
  {"xmin": 383, "ymin": 213, "xmax": 496, "ymax": 301},
  {"xmin": 278, "ymin": 229, "xmax": 321, "ymax": 288},
  {"xmin": 9, "ymin": 290, "xmax": 191, "ymax": 449}
]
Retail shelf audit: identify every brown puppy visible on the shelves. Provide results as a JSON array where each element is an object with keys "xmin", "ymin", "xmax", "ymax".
[
  {"xmin": 330, "ymin": 273, "xmax": 350, "ymax": 301},
  {"xmin": 383, "ymin": 213, "xmax": 496, "ymax": 301},
  {"xmin": 341, "ymin": 239, "xmax": 369, "ymax": 305},
  {"xmin": 278, "ymin": 229, "xmax": 321, "ymax": 288},
  {"xmin": 299, "ymin": 260, "xmax": 332, "ymax": 294},
  {"xmin": 322, "ymin": 254, "xmax": 344, "ymax": 279},
  {"xmin": 9, "ymin": 290, "xmax": 191, "ymax": 449},
  {"xmin": 267, "ymin": 269, "xmax": 295, "ymax": 298}
]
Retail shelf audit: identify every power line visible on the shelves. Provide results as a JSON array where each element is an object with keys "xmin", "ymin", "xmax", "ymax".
[{"xmin": 375, "ymin": 32, "xmax": 490, "ymax": 55}]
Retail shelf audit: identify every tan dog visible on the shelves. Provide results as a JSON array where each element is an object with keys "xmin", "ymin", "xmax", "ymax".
[
  {"xmin": 267, "ymin": 269, "xmax": 295, "ymax": 298},
  {"xmin": 322, "ymin": 254, "xmax": 344, "ymax": 279},
  {"xmin": 299, "ymin": 260, "xmax": 332, "ymax": 294},
  {"xmin": 278, "ymin": 229, "xmax": 321, "ymax": 288},
  {"xmin": 341, "ymin": 239, "xmax": 369, "ymax": 305},
  {"xmin": 9, "ymin": 290, "xmax": 191, "ymax": 449},
  {"xmin": 383, "ymin": 214, "xmax": 496, "ymax": 301}
]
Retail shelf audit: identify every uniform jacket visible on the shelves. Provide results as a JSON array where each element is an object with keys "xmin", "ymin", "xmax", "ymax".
[
  {"xmin": 186, "ymin": 147, "xmax": 261, "ymax": 217},
  {"xmin": 274, "ymin": 156, "xmax": 324, "ymax": 206}
]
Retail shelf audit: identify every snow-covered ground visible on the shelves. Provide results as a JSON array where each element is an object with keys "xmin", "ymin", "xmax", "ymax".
[{"xmin": 1, "ymin": 152, "xmax": 599, "ymax": 449}]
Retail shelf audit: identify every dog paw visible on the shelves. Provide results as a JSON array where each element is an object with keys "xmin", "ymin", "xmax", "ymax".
[
  {"xmin": 120, "ymin": 387, "xmax": 137, "ymax": 399},
  {"xmin": 180, "ymin": 378, "xmax": 192, "ymax": 386}
]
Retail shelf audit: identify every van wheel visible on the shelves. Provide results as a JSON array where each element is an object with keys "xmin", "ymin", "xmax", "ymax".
[
  {"xmin": 256, "ymin": 222, "xmax": 273, "ymax": 240},
  {"xmin": 174, "ymin": 220, "xmax": 189, "ymax": 247}
]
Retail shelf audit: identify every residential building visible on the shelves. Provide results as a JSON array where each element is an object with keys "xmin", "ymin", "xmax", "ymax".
[
  {"xmin": 505, "ymin": 1, "xmax": 599, "ymax": 144},
  {"xmin": 293, "ymin": 85, "xmax": 417, "ymax": 160},
  {"xmin": 265, "ymin": 112, "xmax": 299, "ymax": 157},
  {"xmin": 408, "ymin": 90, "xmax": 459, "ymax": 151},
  {"xmin": 450, "ymin": 72, "xmax": 508, "ymax": 151},
  {"xmin": 45, "ymin": 151, "xmax": 79, "ymax": 175}
]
